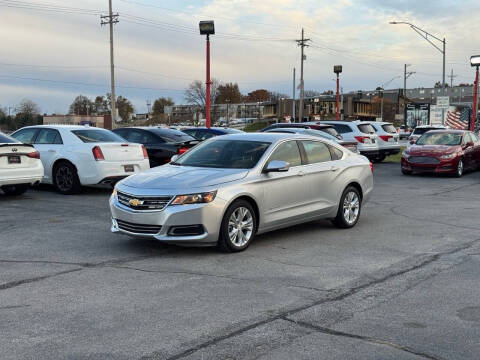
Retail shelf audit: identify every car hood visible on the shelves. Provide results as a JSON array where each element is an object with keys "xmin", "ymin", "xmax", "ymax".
[
  {"xmin": 120, "ymin": 164, "xmax": 249, "ymax": 189},
  {"xmin": 408, "ymin": 145, "xmax": 459, "ymax": 155}
]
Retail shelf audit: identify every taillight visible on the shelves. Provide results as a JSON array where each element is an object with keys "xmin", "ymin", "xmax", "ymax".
[
  {"xmin": 370, "ymin": 163, "xmax": 374, "ymax": 173},
  {"xmin": 27, "ymin": 150, "xmax": 40, "ymax": 159},
  {"xmin": 92, "ymin": 146, "xmax": 104, "ymax": 161},
  {"xmin": 354, "ymin": 136, "xmax": 369, "ymax": 143},
  {"xmin": 141, "ymin": 145, "xmax": 148, "ymax": 159},
  {"xmin": 178, "ymin": 147, "xmax": 189, "ymax": 155},
  {"xmin": 379, "ymin": 135, "xmax": 393, "ymax": 142}
]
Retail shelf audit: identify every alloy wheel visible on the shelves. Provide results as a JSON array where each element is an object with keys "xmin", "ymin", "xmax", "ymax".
[
  {"xmin": 457, "ymin": 160, "xmax": 464, "ymax": 177},
  {"xmin": 56, "ymin": 165, "xmax": 74, "ymax": 192},
  {"xmin": 343, "ymin": 191, "xmax": 360, "ymax": 225},
  {"xmin": 228, "ymin": 207, "xmax": 254, "ymax": 247}
]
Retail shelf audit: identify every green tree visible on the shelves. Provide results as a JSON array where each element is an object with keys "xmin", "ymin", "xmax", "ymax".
[
  {"xmin": 116, "ymin": 96, "xmax": 135, "ymax": 122},
  {"xmin": 152, "ymin": 97, "xmax": 174, "ymax": 116},
  {"xmin": 69, "ymin": 95, "xmax": 95, "ymax": 115}
]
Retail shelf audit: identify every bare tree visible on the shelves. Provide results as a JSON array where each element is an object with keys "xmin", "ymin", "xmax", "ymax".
[
  {"xmin": 184, "ymin": 79, "xmax": 220, "ymax": 110},
  {"xmin": 69, "ymin": 95, "xmax": 94, "ymax": 115},
  {"xmin": 17, "ymin": 99, "xmax": 40, "ymax": 116}
]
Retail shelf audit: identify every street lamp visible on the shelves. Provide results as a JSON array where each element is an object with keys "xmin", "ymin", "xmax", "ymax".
[
  {"xmin": 390, "ymin": 21, "xmax": 446, "ymax": 122},
  {"xmin": 470, "ymin": 55, "xmax": 480, "ymax": 131},
  {"xmin": 333, "ymin": 65, "xmax": 342, "ymax": 121},
  {"xmin": 199, "ymin": 20, "xmax": 215, "ymax": 128}
]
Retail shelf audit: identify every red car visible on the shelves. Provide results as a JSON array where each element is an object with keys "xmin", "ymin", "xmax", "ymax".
[{"xmin": 401, "ymin": 130, "xmax": 480, "ymax": 177}]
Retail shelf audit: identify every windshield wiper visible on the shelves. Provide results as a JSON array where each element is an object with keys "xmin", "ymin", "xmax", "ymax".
[{"xmin": 170, "ymin": 161, "xmax": 182, "ymax": 166}]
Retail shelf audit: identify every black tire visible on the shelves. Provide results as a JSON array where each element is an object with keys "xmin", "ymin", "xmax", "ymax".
[
  {"xmin": 401, "ymin": 169, "xmax": 412, "ymax": 175},
  {"xmin": 455, "ymin": 159, "xmax": 464, "ymax": 178},
  {"xmin": 374, "ymin": 155, "xmax": 386, "ymax": 163},
  {"xmin": 53, "ymin": 161, "xmax": 82, "ymax": 195},
  {"xmin": 1, "ymin": 184, "xmax": 28, "ymax": 196},
  {"xmin": 333, "ymin": 186, "xmax": 362, "ymax": 229},
  {"xmin": 217, "ymin": 199, "xmax": 257, "ymax": 253}
]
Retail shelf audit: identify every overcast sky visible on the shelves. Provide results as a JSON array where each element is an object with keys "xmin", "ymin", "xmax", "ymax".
[{"xmin": 0, "ymin": 0, "xmax": 478, "ymax": 114}]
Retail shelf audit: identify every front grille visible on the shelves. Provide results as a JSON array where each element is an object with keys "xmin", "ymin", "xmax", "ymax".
[
  {"xmin": 409, "ymin": 156, "xmax": 440, "ymax": 164},
  {"xmin": 116, "ymin": 219, "xmax": 162, "ymax": 234},
  {"xmin": 117, "ymin": 191, "xmax": 172, "ymax": 211}
]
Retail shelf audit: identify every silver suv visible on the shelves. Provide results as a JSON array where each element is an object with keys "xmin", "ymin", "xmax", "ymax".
[
  {"xmin": 321, "ymin": 121, "xmax": 379, "ymax": 160},
  {"xmin": 409, "ymin": 125, "xmax": 446, "ymax": 144},
  {"xmin": 363, "ymin": 121, "xmax": 400, "ymax": 162}
]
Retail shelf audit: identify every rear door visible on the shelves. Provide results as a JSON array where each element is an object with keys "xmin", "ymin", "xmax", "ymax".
[{"xmin": 33, "ymin": 128, "xmax": 63, "ymax": 182}]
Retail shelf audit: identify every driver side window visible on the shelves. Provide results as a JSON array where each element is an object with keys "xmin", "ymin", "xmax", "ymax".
[{"xmin": 268, "ymin": 141, "xmax": 302, "ymax": 167}]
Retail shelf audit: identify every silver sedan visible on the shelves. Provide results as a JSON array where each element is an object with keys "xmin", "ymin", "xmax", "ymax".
[{"xmin": 110, "ymin": 133, "xmax": 374, "ymax": 252}]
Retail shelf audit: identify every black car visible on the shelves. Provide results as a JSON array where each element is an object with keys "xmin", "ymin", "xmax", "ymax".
[
  {"xmin": 181, "ymin": 127, "xmax": 244, "ymax": 141},
  {"xmin": 113, "ymin": 127, "xmax": 198, "ymax": 167},
  {"xmin": 259, "ymin": 122, "xmax": 342, "ymax": 139}
]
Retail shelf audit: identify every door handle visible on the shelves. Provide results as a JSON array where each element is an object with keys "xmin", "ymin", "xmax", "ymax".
[
  {"xmin": 330, "ymin": 166, "xmax": 339, "ymax": 172},
  {"xmin": 297, "ymin": 171, "xmax": 305, "ymax": 177}
]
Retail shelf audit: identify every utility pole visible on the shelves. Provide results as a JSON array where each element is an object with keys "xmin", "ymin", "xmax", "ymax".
[
  {"xmin": 101, "ymin": 0, "xmax": 119, "ymax": 129},
  {"xmin": 403, "ymin": 64, "xmax": 415, "ymax": 127},
  {"xmin": 292, "ymin": 68, "xmax": 296, "ymax": 122},
  {"xmin": 340, "ymin": 87, "xmax": 344, "ymax": 120},
  {"xmin": 296, "ymin": 28, "xmax": 310, "ymax": 123},
  {"xmin": 448, "ymin": 68, "xmax": 457, "ymax": 87}
]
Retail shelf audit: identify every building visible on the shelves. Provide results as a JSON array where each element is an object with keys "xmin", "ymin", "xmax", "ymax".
[{"xmin": 43, "ymin": 114, "xmax": 111, "ymax": 129}]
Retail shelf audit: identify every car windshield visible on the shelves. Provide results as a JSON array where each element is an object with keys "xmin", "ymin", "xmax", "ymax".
[
  {"xmin": 173, "ymin": 139, "xmax": 271, "ymax": 169},
  {"xmin": 381, "ymin": 124, "xmax": 397, "ymax": 134},
  {"xmin": 220, "ymin": 128, "xmax": 244, "ymax": 134},
  {"xmin": 304, "ymin": 129, "xmax": 337, "ymax": 141},
  {"xmin": 72, "ymin": 129, "xmax": 125, "ymax": 143},
  {"xmin": 149, "ymin": 128, "xmax": 195, "ymax": 142},
  {"xmin": 357, "ymin": 124, "xmax": 376, "ymax": 134},
  {"xmin": 416, "ymin": 133, "xmax": 462, "ymax": 146},
  {"xmin": 0, "ymin": 132, "xmax": 17, "ymax": 143}
]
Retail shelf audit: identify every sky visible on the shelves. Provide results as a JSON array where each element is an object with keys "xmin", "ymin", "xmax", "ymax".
[{"xmin": 0, "ymin": 0, "xmax": 478, "ymax": 114}]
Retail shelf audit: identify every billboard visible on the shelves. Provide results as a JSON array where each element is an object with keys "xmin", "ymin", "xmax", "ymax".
[{"xmin": 406, "ymin": 103, "xmax": 430, "ymax": 128}]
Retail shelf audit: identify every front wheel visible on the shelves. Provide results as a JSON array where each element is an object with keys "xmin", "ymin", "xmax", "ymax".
[
  {"xmin": 1, "ymin": 184, "xmax": 28, "ymax": 196},
  {"xmin": 333, "ymin": 186, "xmax": 362, "ymax": 229},
  {"xmin": 217, "ymin": 200, "xmax": 256, "ymax": 253},
  {"xmin": 401, "ymin": 169, "xmax": 412, "ymax": 175},
  {"xmin": 455, "ymin": 159, "xmax": 464, "ymax": 178}
]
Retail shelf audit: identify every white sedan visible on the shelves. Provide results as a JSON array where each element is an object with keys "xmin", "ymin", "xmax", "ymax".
[
  {"xmin": 11, "ymin": 125, "xmax": 150, "ymax": 194},
  {"xmin": 0, "ymin": 131, "xmax": 43, "ymax": 196}
]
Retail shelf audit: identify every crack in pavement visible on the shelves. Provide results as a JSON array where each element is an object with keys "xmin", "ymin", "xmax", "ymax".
[
  {"xmin": 283, "ymin": 318, "xmax": 443, "ymax": 360},
  {"xmin": 146, "ymin": 238, "xmax": 480, "ymax": 360},
  {"xmin": 0, "ymin": 268, "xmax": 83, "ymax": 291}
]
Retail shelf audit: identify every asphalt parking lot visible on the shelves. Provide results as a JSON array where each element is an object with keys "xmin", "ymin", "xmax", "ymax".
[{"xmin": 1, "ymin": 163, "xmax": 480, "ymax": 360}]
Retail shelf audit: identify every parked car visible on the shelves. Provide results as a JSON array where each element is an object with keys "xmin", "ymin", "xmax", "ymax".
[
  {"xmin": 11, "ymin": 125, "xmax": 150, "ymax": 194},
  {"xmin": 113, "ymin": 127, "xmax": 199, "ymax": 167},
  {"xmin": 408, "ymin": 125, "xmax": 447, "ymax": 144},
  {"xmin": 398, "ymin": 125, "xmax": 411, "ymax": 140},
  {"xmin": 264, "ymin": 128, "xmax": 358, "ymax": 153},
  {"xmin": 320, "ymin": 121, "xmax": 380, "ymax": 160},
  {"xmin": 181, "ymin": 127, "xmax": 244, "ymax": 141},
  {"xmin": 401, "ymin": 130, "xmax": 480, "ymax": 177},
  {"xmin": 363, "ymin": 121, "xmax": 400, "ymax": 162},
  {"xmin": 0, "ymin": 131, "xmax": 43, "ymax": 196},
  {"xmin": 260, "ymin": 122, "xmax": 343, "ymax": 140},
  {"xmin": 110, "ymin": 133, "xmax": 373, "ymax": 252}
]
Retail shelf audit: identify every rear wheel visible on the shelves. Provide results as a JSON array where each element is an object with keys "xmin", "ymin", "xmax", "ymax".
[
  {"xmin": 401, "ymin": 169, "xmax": 412, "ymax": 175},
  {"xmin": 374, "ymin": 155, "xmax": 386, "ymax": 163},
  {"xmin": 333, "ymin": 186, "xmax": 362, "ymax": 229},
  {"xmin": 1, "ymin": 184, "xmax": 28, "ymax": 196},
  {"xmin": 455, "ymin": 159, "xmax": 464, "ymax": 178},
  {"xmin": 217, "ymin": 200, "xmax": 256, "ymax": 253},
  {"xmin": 53, "ymin": 161, "xmax": 82, "ymax": 195}
]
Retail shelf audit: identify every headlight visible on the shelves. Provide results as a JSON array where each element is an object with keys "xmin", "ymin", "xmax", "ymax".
[
  {"xmin": 171, "ymin": 191, "xmax": 217, "ymax": 205},
  {"xmin": 402, "ymin": 151, "xmax": 410, "ymax": 159},
  {"xmin": 440, "ymin": 153, "xmax": 456, "ymax": 159},
  {"xmin": 112, "ymin": 187, "xmax": 117, "ymax": 198}
]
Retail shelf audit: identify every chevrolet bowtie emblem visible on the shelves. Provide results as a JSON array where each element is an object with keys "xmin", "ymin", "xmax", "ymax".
[{"xmin": 129, "ymin": 198, "xmax": 144, "ymax": 207}]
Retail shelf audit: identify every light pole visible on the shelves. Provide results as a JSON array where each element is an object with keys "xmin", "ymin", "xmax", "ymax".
[
  {"xmin": 257, "ymin": 102, "xmax": 261, "ymax": 122},
  {"xmin": 199, "ymin": 21, "xmax": 215, "ymax": 128},
  {"xmin": 470, "ymin": 55, "xmax": 480, "ymax": 131},
  {"xmin": 379, "ymin": 75, "xmax": 402, "ymax": 121},
  {"xmin": 243, "ymin": 103, "xmax": 246, "ymax": 129},
  {"xmin": 333, "ymin": 65, "xmax": 342, "ymax": 121},
  {"xmin": 390, "ymin": 21, "xmax": 446, "ymax": 123}
]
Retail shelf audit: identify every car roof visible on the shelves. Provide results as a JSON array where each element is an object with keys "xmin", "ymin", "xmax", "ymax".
[
  {"xmin": 415, "ymin": 125, "xmax": 446, "ymax": 128},
  {"xmin": 18, "ymin": 125, "xmax": 107, "ymax": 131},
  {"xmin": 424, "ymin": 129, "xmax": 467, "ymax": 134},
  {"xmin": 363, "ymin": 121, "xmax": 393, "ymax": 125},
  {"xmin": 215, "ymin": 132, "xmax": 311, "ymax": 142}
]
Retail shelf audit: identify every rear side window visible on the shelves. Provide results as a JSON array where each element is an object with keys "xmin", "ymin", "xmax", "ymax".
[
  {"xmin": 301, "ymin": 140, "xmax": 331, "ymax": 164},
  {"xmin": 381, "ymin": 124, "xmax": 397, "ymax": 134},
  {"xmin": 35, "ymin": 129, "xmax": 63, "ymax": 144},
  {"xmin": 329, "ymin": 145, "xmax": 344, "ymax": 160},
  {"xmin": 150, "ymin": 129, "xmax": 195, "ymax": 143},
  {"xmin": 0, "ymin": 132, "xmax": 17, "ymax": 143},
  {"xmin": 471, "ymin": 133, "xmax": 479, "ymax": 142},
  {"xmin": 321, "ymin": 127, "xmax": 340, "ymax": 137},
  {"xmin": 12, "ymin": 128, "xmax": 38, "ymax": 144},
  {"xmin": 72, "ymin": 129, "xmax": 124, "ymax": 143},
  {"xmin": 268, "ymin": 141, "xmax": 302, "ymax": 167},
  {"xmin": 332, "ymin": 124, "xmax": 352, "ymax": 134},
  {"xmin": 357, "ymin": 124, "xmax": 376, "ymax": 134}
]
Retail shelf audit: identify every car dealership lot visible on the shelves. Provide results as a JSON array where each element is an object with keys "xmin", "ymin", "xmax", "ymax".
[{"xmin": 1, "ymin": 164, "xmax": 480, "ymax": 359}]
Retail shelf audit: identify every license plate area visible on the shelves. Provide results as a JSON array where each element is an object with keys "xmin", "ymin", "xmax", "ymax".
[
  {"xmin": 8, "ymin": 155, "xmax": 21, "ymax": 164},
  {"xmin": 124, "ymin": 165, "xmax": 134, "ymax": 172}
]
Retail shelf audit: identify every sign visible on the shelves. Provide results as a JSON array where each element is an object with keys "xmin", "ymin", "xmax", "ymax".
[
  {"xmin": 429, "ymin": 105, "xmax": 443, "ymax": 125},
  {"xmin": 406, "ymin": 103, "xmax": 430, "ymax": 128},
  {"xmin": 437, "ymin": 96, "xmax": 450, "ymax": 109}
]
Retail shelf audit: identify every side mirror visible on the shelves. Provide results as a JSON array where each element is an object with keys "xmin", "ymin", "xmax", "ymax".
[
  {"xmin": 409, "ymin": 140, "xmax": 415, "ymax": 145},
  {"xmin": 464, "ymin": 141, "xmax": 474, "ymax": 149},
  {"xmin": 170, "ymin": 154, "xmax": 179, "ymax": 162},
  {"xmin": 264, "ymin": 160, "xmax": 290, "ymax": 173}
]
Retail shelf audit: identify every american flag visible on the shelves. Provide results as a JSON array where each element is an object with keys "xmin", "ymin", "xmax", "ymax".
[{"xmin": 445, "ymin": 108, "xmax": 470, "ymax": 129}]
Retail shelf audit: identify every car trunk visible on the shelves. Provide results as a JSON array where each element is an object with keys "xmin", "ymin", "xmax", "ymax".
[
  {"xmin": 339, "ymin": 141, "xmax": 358, "ymax": 153},
  {"xmin": 97, "ymin": 143, "xmax": 144, "ymax": 162},
  {"xmin": 0, "ymin": 144, "xmax": 38, "ymax": 169}
]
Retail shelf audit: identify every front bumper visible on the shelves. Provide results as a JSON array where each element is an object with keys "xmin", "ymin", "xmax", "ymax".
[
  {"xmin": 109, "ymin": 194, "xmax": 226, "ymax": 245},
  {"xmin": 379, "ymin": 147, "xmax": 400, "ymax": 156},
  {"xmin": 401, "ymin": 157, "xmax": 458, "ymax": 174}
]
